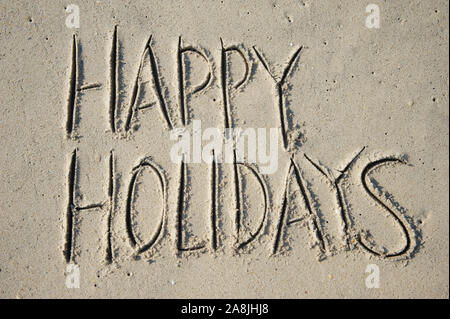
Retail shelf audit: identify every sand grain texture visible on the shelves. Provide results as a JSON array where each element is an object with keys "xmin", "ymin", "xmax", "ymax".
[{"xmin": 0, "ymin": 0, "xmax": 448, "ymax": 298}]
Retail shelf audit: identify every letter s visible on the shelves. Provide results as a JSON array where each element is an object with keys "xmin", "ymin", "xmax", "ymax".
[{"xmin": 358, "ymin": 157, "xmax": 412, "ymax": 258}]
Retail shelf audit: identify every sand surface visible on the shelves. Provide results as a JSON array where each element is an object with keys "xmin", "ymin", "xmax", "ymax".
[{"xmin": 0, "ymin": 0, "xmax": 448, "ymax": 298}]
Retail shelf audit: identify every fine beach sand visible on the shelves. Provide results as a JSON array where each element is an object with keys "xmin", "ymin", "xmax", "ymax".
[{"xmin": 0, "ymin": 0, "xmax": 448, "ymax": 298}]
